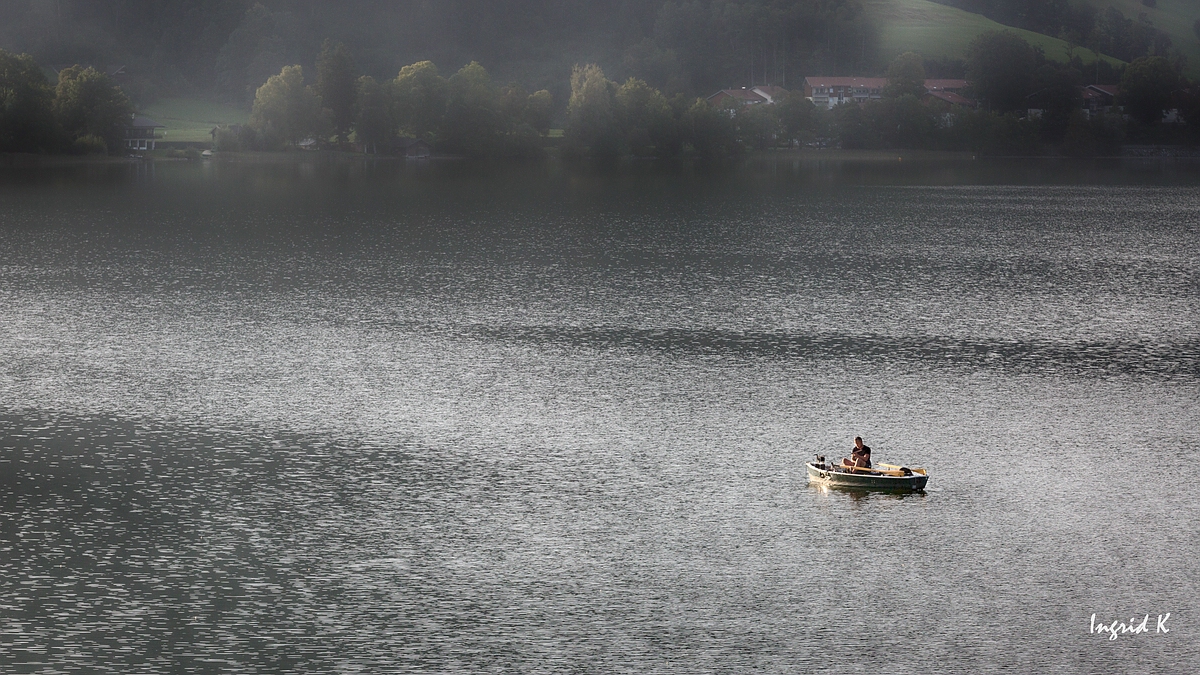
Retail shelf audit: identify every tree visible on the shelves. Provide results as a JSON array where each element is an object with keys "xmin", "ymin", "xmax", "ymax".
[
  {"xmin": 1062, "ymin": 110, "xmax": 1123, "ymax": 156},
  {"xmin": 442, "ymin": 62, "xmax": 503, "ymax": 156},
  {"xmin": 250, "ymin": 64, "xmax": 321, "ymax": 147},
  {"xmin": 498, "ymin": 83, "xmax": 529, "ymax": 128},
  {"xmin": 314, "ymin": 39, "xmax": 357, "ymax": 144},
  {"xmin": 833, "ymin": 101, "xmax": 880, "ymax": 149},
  {"xmin": 736, "ymin": 103, "xmax": 780, "ymax": 149},
  {"xmin": 683, "ymin": 98, "xmax": 738, "ymax": 159},
  {"xmin": 1029, "ymin": 63, "xmax": 1083, "ymax": 141},
  {"xmin": 0, "ymin": 49, "xmax": 58, "ymax": 152},
  {"xmin": 354, "ymin": 75, "xmax": 395, "ymax": 153},
  {"xmin": 566, "ymin": 63, "xmax": 619, "ymax": 156},
  {"xmin": 525, "ymin": 90, "xmax": 553, "ymax": 134},
  {"xmin": 873, "ymin": 95, "xmax": 937, "ymax": 149},
  {"xmin": 54, "ymin": 65, "xmax": 134, "ymax": 153},
  {"xmin": 392, "ymin": 61, "xmax": 447, "ymax": 140},
  {"xmin": 1177, "ymin": 86, "xmax": 1200, "ymax": 139},
  {"xmin": 774, "ymin": 90, "xmax": 816, "ymax": 144},
  {"xmin": 616, "ymin": 77, "xmax": 678, "ymax": 155},
  {"xmin": 1119, "ymin": 56, "xmax": 1179, "ymax": 125},
  {"xmin": 884, "ymin": 52, "xmax": 927, "ymax": 99},
  {"xmin": 966, "ymin": 31, "xmax": 1036, "ymax": 112}
]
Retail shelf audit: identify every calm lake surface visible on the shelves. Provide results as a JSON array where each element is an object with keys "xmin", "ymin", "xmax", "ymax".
[{"xmin": 1, "ymin": 156, "xmax": 1198, "ymax": 673}]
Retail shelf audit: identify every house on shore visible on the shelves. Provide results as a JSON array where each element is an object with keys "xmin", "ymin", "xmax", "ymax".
[
  {"xmin": 396, "ymin": 137, "xmax": 432, "ymax": 159},
  {"xmin": 1026, "ymin": 84, "xmax": 1122, "ymax": 121},
  {"xmin": 125, "ymin": 115, "xmax": 163, "ymax": 151},
  {"xmin": 1081, "ymin": 84, "xmax": 1119, "ymax": 116},
  {"xmin": 1080, "ymin": 84, "xmax": 1178, "ymax": 122},
  {"xmin": 924, "ymin": 89, "xmax": 976, "ymax": 108},
  {"xmin": 803, "ymin": 77, "xmax": 886, "ymax": 108},
  {"xmin": 706, "ymin": 85, "xmax": 788, "ymax": 108},
  {"xmin": 803, "ymin": 78, "xmax": 971, "ymax": 109}
]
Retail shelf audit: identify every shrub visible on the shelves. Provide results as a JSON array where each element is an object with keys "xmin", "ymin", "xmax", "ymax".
[
  {"xmin": 72, "ymin": 134, "xmax": 108, "ymax": 155},
  {"xmin": 213, "ymin": 126, "xmax": 241, "ymax": 151}
]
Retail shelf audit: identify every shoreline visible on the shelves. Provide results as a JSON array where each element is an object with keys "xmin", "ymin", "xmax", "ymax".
[{"xmin": 3, "ymin": 147, "xmax": 1197, "ymax": 168}]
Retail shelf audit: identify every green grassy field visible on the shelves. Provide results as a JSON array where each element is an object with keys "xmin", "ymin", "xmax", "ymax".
[
  {"xmin": 1101, "ymin": 0, "xmax": 1200, "ymax": 77},
  {"xmin": 140, "ymin": 98, "xmax": 249, "ymax": 143},
  {"xmin": 870, "ymin": 0, "xmax": 1126, "ymax": 69}
]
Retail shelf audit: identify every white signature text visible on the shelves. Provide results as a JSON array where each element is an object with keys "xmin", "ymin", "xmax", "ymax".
[{"xmin": 1090, "ymin": 613, "xmax": 1170, "ymax": 640}]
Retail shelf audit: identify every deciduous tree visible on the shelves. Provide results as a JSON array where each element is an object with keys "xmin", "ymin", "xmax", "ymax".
[
  {"xmin": 498, "ymin": 83, "xmax": 530, "ymax": 128},
  {"xmin": 774, "ymin": 90, "xmax": 816, "ymax": 144},
  {"xmin": 884, "ymin": 52, "xmax": 927, "ymax": 99},
  {"xmin": 683, "ymin": 98, "xmax": 738, "ymax": 159},
  {"xmin": 54, "ymin": 65, "xmax": 134, "ymax": 153},
  {"xmin": 392, "ymin": 61, "xmax": 447, "ymax": 140},
  {"xmin": 250, "ymin": 64, "xmax": 320, "ymax": 147},
  {"xmin": 966, "ymin": 31, "xmax": 1036, "ymax": 112},
  {"xmin": 354, "ymin": 75, "xmax": 395, "ymax": 153},
  {"xmin": 525, "ymin": 89, "xmax": 553, "ymax": 134},
  {"xmin": 314, "ymin": 39, "xmax": 357, "ymax": 144},
  {"xmin": 442, "ymin": 62, "xmax": 503, "ymax": 156},
  {"xmin": 736, "ymin": 103, "xmax": 780, "ymax": 150},
  {"xmin": 0, "ymin": 49, "xmax": 58, "ymax": 152},
  {"xmin": 1029, "ymin": 64, "xmax": 1083, "ymax": 140},
  {"xmin": 616, "ymin": 77, "xmax": 677, "ymax": 155},
  {"xmin": 566, "ymin": 63, "xmax": 619, "ymax": 156},
  {"xmin": 1119, "ymin": 56, "xmax": 1179, "ymax": 125}
]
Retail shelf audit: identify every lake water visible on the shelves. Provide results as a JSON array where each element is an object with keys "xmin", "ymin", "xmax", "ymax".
[{"xmin": 1, "ymin": 156, "xmax": 1197, "ymax": 673}]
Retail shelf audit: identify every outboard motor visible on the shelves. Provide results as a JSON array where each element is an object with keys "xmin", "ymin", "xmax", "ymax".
[{"xmin": 814, "ymin": 455, "xmax": 827, "ymax": 470}]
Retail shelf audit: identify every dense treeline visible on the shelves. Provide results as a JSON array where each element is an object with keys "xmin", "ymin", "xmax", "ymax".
[
  {"xmin": 930, "ymin": 0, "xmax": 1180, "ymax": 65},
  {"xmin": 0, "ymin": 49, "xmax": 134, "ymax": 154},
  {"xmin": 4, "ymin": 28, "xmax": 1197, "ymax": 158},
  {"xmin": 236, "ymin": 50, "xmax": 798, "ymax": 160},
  {"xmin": 0, "ymin": 0, "xmax": 872, "ymax": 107},
  {"xmin": 215, "ymin": 41, "xmax": 554, "ymax": 157}
]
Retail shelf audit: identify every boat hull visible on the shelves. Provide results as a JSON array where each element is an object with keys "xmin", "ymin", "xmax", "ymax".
[{"xmin": 806, "ymin": 462, "xmax": 928, "ymax": 492}]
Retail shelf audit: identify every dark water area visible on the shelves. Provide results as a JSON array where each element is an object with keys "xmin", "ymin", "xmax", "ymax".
[{"xmin": 1, "ymin": 157, "xmax": 1198, "ymax": 673}]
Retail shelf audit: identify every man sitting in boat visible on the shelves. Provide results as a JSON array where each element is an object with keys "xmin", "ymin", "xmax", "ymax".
[{"xmin": 842, "ymin": 436, "xmax": 872, "ymax": 469}]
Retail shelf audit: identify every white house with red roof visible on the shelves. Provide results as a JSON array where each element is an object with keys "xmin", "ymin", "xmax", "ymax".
[{"xmin": 803, "ymin": 77, "xmax": 887, "ymax": 108}]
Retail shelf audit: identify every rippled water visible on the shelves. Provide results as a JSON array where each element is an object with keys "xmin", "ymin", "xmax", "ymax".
[{"xmin": 1, "ymin": 158, "xmax": 1198, "ymax": 673}]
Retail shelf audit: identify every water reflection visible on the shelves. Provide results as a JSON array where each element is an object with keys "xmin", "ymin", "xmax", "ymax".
[{"xmin": 812, "ymin": 483, "xmax": 928, "ymax": 501}]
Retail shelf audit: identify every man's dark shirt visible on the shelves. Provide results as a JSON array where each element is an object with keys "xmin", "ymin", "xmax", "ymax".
[{"xmin": 850, "ymin": 444, "xmax": 872, "ymax": 468}]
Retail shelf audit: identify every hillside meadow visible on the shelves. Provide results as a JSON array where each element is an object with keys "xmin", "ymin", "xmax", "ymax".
[
  {"xmin": 140, "ymin": 98, "xmax": 249, "ymax": 144},
  {"xmin": 870, "ymin": 0, "xmax": 1126, "ymax": 68}
]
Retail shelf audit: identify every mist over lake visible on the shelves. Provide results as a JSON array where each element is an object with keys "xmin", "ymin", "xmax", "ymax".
[{"xmin": 1, "ymin": 157, "xmax": 1198, "ymax": 673}]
